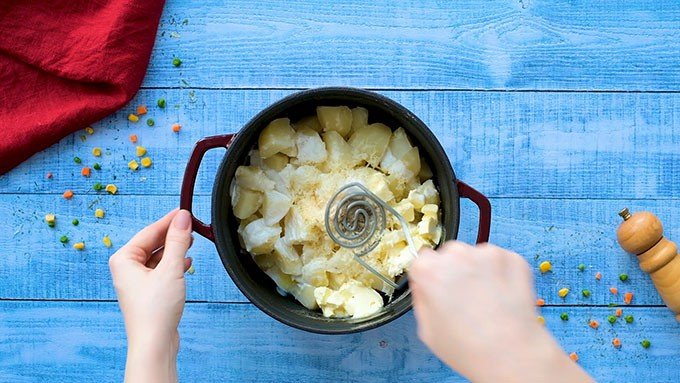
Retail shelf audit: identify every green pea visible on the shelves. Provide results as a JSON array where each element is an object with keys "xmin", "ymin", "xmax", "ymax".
[
  {"xmin": 146, "ymin": 118, "xmax": 155, "ymax": 127},
  {"xmin": 47, "ymin": 221, "xmax": 55, "ymax": 228},
  {"xmin": 60, "ymin": 235, "xmax": 69, "ymax": 244},
  {"xmin": 619, "ymin": 274, "xmax": 629, "ymax": 282},
  {"xmin": 578, "ymin": 264, "xmax": 586, "ymax": 272},
  {"xmin": 641, "ymin": 339, "xmax": 651, "ymax": 349},
  {"xmin": 582, "ymin": 289, "xmax": 591, "ymax": 298},
  {"xmin": 93, "ymin": 182, "xmax": 103, "ymax": 191},
  {"xmin": 607, "ymin": 315, "xmax": 617, "ymax": 324},
  {"xmin": 72, "ymin": 219, "xmax": 79, "ymax": 226},
  {"xmin": 93, "ymin": 163, "xmax": 101, "ymax": 170},
  {"xmin": 560, "ymin": 312, "xmax": 569, "ymax": 321},
  {"xmin": 74, "ymin": 156, "xmax": 82, "ymax": 164},
  {"xmin": 157, "ymin": 98, "xmax": 166, "ymax": 108},
  {"xmin": 172, "ymin": 57, "xmax": 182, "ymax": 67},
  {"xmin": 624, "ymin": 315, "xmax": 634, "ymax": 324}
]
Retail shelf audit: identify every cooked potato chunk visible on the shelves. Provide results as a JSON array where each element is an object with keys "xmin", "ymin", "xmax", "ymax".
[
  {"xmin": 241, "ymin": 218, "xmax": 281, "ymax": 255},
  {"xmin": 262, "ymin": 153, "xmax": 288, "ymax": 171},
  {"xmin": 273, "ymin": 236, "xmax": 302, "ymax": 275},
  {"xmin": 418, "ymin": 157, "xmax": 433, "ymax": 181},
  {"xmin": 261, "ymin": 189, "xmax": 292, "ymax": 225},
  {"xmin": 259, "ymin": 118, "xmax": 296, "ymax": 159},
  {"xmin": 322, "ymin": 131, "xmax": 360, "ymax": 170},
  {"xmin": 232, "ymin": 185, "xmax": 263, "ymax": 219},
  {"xmin": 348, "ymin": 122, "xmax": 391, "ymax": 167},
  {"xmin": 235, "ymin": 166, "xmax": 275, "ymax": 192},
  {"xmin": 295, "ymin": 127, "xmax": 327, "ymax": 164},
  {"xmin": 317, "ymin": 106, "xmax": 352, "ymax": 138},
  {"xmin": 293, "ymin": 115, "xmax": 323, "ymax": 132},
  {"xmin": 350, "ymin": 107, "xmax": 369, "ymax": 134}
]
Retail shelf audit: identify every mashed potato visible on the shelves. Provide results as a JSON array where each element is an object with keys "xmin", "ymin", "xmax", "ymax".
[{"xmin": 231, "ymin": 106, "xmax": 442, "ymax": 318}]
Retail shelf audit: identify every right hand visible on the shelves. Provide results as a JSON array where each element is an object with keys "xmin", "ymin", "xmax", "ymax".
[{"xmin": 409, "ymin": 241, "xmax": 593, "ymax": 383}]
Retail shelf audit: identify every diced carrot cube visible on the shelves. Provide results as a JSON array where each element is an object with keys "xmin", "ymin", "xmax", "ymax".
[
  {"xmin": 81, "ymin": 167, "xmax": 91, "ymax": 177},
  {"xmin": 63, "ymin": 190, "xmax": 74, "ymax": 199},
  {"xmin": 136, "ymin": 105, "xmax": 148, "ymax": 115},
  {"xmin": 624, "ymin": 292, "xmax": 633, "ymax": 305}
]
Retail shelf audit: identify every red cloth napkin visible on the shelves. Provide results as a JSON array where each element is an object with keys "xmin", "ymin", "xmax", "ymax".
[{"xmin": 0, "ymin": 0, "xmax": 165, "ymax": 175}]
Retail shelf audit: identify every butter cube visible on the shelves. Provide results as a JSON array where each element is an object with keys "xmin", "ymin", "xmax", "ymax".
[
  {"xmin": 418, "ymin": 179, "xmax": 440, "ymax": 205},
  {"xmin": 421, "ymin": 204, "xmax": 439, "ymax": 217},
  {"xmin": 393, "ymin": 199, "xmax": 415, "ymax": 222},
  {"xmin": 366, "ymin": 172, "xmax": 394, "ymax": 203},
  {"xmin": 408, "ymin": 189, "xmax": 426, "ymax": 210},
  {"xmin": 417, "ymin": 216, "xmax": 438, "ymax": 239}
]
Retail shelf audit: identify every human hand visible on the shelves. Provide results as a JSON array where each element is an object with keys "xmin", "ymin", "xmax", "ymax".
[
  {"xmin": 109, "ymin": 209, "xmax": 193, "ymax": 383},
  {"xmin": 410, "ymin": 241, "xmax": 593, "ymax": 383}
]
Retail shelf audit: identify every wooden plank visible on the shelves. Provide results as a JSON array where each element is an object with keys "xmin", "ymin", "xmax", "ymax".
[
  {"xmin": 2, "ymin": 194, "xmax": 678, "ymax": 307},
  {"xmin": 1, "ymin": 301, "xmax": 679, "ymax": 382},
  {"xmin": 1, "ymin": 89, "xmax": 679, "ymax": 198},
  {"xmin": 142, "ymin": 0, "xmax": 680, "ymax": 90}
]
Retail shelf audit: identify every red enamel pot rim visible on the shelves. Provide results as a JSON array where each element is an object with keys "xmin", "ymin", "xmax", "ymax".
[{"xmin": 180, "ymin": 87, "xmax": 491, "ymax": 334}]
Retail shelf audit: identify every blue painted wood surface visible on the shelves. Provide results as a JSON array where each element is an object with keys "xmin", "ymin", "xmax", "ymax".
[{"xmin": 1, "ymin": 0, "xmax": 680, "ymax": 382}]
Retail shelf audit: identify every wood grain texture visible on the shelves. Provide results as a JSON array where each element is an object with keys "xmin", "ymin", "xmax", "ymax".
[
  {"xmin": 141, "ymin": 0, "xmax": 680, "ymax": 90},
  {"xmin": 1, "ymin": 302, "xmax": 679, "ymax": 383},
  {"xmin": 2, "ymin": 89, "xmax": 679, "ymax": 198},
  {"xmin": 3, "ymin": 193, "xmax": 679, "ymax": 309}
]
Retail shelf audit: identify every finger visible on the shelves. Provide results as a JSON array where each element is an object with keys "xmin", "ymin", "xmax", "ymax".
[
  {"xmin": 439, "ymin": 240, "xmax": 476, "ymax": 257},
  {"xmin": 145, "ymin": 236, "xmax": 194, "ymax": 270},
  {"xmin": 184, "ymin": 257, "xmax": 193, "ymax": 272},
  {"xmin": 118, "ymin": 209, "xmax": 179, "ymax": 264},
  {"xmin": 157, "ymin": 209, "xmax": 193, "ymax": 277}
]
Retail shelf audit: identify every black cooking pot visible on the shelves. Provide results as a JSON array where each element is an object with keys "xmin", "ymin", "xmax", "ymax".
[{"xmin": 180, "ymin": 87, "xmax": 491, "ymax": 334}]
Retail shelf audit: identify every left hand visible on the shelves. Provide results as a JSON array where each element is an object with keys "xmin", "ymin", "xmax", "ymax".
[{"xmin": 109, "ymin": 209, "xmax": 194, "ymax": 383}]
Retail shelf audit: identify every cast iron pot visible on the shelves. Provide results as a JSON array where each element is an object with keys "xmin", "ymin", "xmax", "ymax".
[{"xmin": 180, "ymin": 87, "xmax": 491, "ymax": 334}]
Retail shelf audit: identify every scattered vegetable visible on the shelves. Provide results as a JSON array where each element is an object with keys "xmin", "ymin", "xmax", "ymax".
[
  {"xmin": 81, "ymin": 167, "xmax": 91, "ymax": 177},
  {"xmin": 641, "ymin": 339, "xmax": 651, "ymax": 349},
  {"xmin": 539, "ymin": 261, "xmax": 552, "ymax": 273},
  {"xmin": 136, "ymin": 146, "xmax": 147, "ymax": 156},
  {"xmin": 46, "ymin": 172, "xmax": 53, "ymax": 179},
  {"xmin": 141, "ymin": 157, "xmax": 152, "ymax": 168},
  {"xmin": 536, "ymin": 316, "xmax": 545, "ymax": 326},
  {"xmin": 103, "ymin": 236, "xmax": 112, "ymax": 248},
  {"xmin": 619, "ymin": 274, "xmax": 629, "ymax": 282},
  {"xmin": 589, "ymin": 319, "xmax": 599, "ymax": 329},
  {"xmin": 582, "ymin": 289, "xmax": 591, "ymax": 298},
  {"xmin": 560, "ymin": 312, "xmax": 569, "ymax": 321},
  {"xmin": 172, "ymin": 123, "xmax": 181, "ymax": 133},
  {"xmin": 95, "ymin": 208, "xmax": 105, "ymax": 218},
  {"xmin": 105, "ymin": 184, "xmax": 118, "ymax": 194},
  {"xmin": 609, "ymin": 287, "xmax": 618, "ymax": 295},
  {"xmin": 172, "ymin": 57, "xmax": 182, "ymax": 67},
  {"xmin": 128, "ymin": 160, "xmax": 140, "ymax": 171},
  {"xmin": 45, "ymin": 214, "xmax": 56, "ymax": 227},
  {"xmin": 187, "ymin": 265, "xmax": 195, "ymax": 275},
  {"xmin": 615, "ymin": 308, "xmax": 623, "ymax": 317},
  {"xmin": 93, "ymin": 163, "xmax": 101, "ymax": 170},
  {"xmin": 624, "ymin": 292, "xmax": 633, "ymax": 305},
  {"xmin": 569, "ymin": 352, "xmax": 579, "ymax": 362},
  {"xmin": 578, "ymin": 264, "xmax": 585, "ymax": 272},
  {"xmin": 595, "ymin": 272, "xmax": 602, "ymax": 281},
  {"xmin": 92, "ymin": 147, "xmax": 102, "ymax": 157},
  {"xmin": 157, "ymin": 98, "xmax": 166, "ymax": 108},
  {"xmin": 624, "ymin": 315, "xmax": 634, "ymax": 324},
  {"xmin": 60, "ymin": 235, "xmax": 69, "ymax": 244},
  {"xmin": 612, "ymin": 338, "xmax": 621, "ymax": 349},
  {"xmin": 63, "ymin": 190, "xmax": 74, "ymax": 200},
  {"xmin": 607, "ymin": 315, "xmax": 617, "ymax": 324},
  {"xmin": 85, "ymin": 127, "xmax": 94, "ymax": 135},
  {"xmin": 128, "ymin": 114, "xmax": 139, "ymax": 122},
  {"xmin": 146, "ymin": 118, "xmax": 155, "ymax": 127},
  {"xmin": 536, "ymin": 298, "xmax": 545, "ymax": 306},
  {"xmin": 130, "ymin": 134, "xmax": 138, "ymax": 143},
  {"xmin": 136, "ymin": 105, "xmax": 148, "ymax": 115},
  {"xmin": 93, "ymin": 182, "xmax": 103, "ymax": 191},
  {"xmin": 74, "ymin": 156, "xmax": 82, "ymax": 164},
  {"xmin": 558, "ymin": 288, "xmax": 570, "ymax": 298},
  {"xmin": 73, "ymin": 242, "xmax": 85, "ymax": 250},
  {"xmin": 72, "ymin": 219, "xmax": 79, "ymax": 226}
]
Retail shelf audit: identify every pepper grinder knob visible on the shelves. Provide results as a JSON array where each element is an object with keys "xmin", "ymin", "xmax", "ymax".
[{"xmin": 617, "ymin": 208, "xmax": 680, "ymax": 322}]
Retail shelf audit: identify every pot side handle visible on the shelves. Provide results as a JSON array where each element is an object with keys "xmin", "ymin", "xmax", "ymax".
[
  {"xmin": 180, "ymin": 134, "xmax": 236, "ymax": 242},
  {"xmin": 456, "ymin": 181, "xmax": 491, "ymax": 243}
]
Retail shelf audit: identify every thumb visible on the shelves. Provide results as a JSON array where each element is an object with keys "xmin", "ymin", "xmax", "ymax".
[{"xmin": 157, "ymin": 209, "xmax": 193, "ymax": 276}]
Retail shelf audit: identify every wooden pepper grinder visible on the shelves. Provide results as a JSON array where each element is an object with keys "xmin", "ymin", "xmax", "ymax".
[{"xmin": 617, "ymin": 207, "xmax": 680, "ymax": 321}]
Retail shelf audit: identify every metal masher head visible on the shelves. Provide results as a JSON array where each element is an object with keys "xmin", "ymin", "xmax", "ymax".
[{"xmin": 325, "ymin": 182, "xmax": 418, "ymax": 290}]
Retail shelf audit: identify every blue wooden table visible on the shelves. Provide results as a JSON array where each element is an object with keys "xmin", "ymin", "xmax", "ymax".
[{"xmin": 2, "ymin": 1, "xmax": 680, "ymax": 382}]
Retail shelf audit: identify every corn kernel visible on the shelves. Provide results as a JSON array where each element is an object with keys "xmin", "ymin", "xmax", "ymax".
[
  {"xmin": 136, "ymin": 146, "xmax": 147, "ymax": 157},
  {"xmin": 103, "ymin": 236, "xmax": 112, "ymax": 248},
  {"xmin": 128, "ymin": 114, "xmax": 139, "ymax": 122},
  {"xmin": 85, "ymin": 127, "xmax": 94, "ymax": 135},
  {"xmin": 95, "ymin": 208, "xmax": 105, "ymax": 218},
  {"xmin": 45, "ymin": 213, "xmax": 56, "ymax": 227},
  {"xmin": 187, "ymin": 265, "xmax": 195, "ymax": 275},
  {"xmin": 128, "ymin": 160, "xmax": 140, "ymax": 171},
  {"xmin": 558, "ymin": 287, "xmax": 570, "ymax": 298},
  {"xmin": 92, "ymin": 147, "xmax": 102, "ymax": 157},
  {"xmin": 536, "ymin": 316, "xmax": 545, "ymax": 326},
  {"xmin": 73, "ymin": 242, "xmax": 85, "ymax": 250},
  {"xmin": 140, "ymin": 157, "xmax": 152, "ymax": 168},
  {"xmin": 105, "ymin": 184, "xmax": 118, "ymax": 194},
  {"xmin": 539, "ymin": 261, "xmax": 552, "ymax": 273}
]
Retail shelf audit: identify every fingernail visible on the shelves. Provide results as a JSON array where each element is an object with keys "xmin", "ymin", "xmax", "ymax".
[{"xmin": 174, "ymin": 209, "xmax": 192, "ymax": 230}]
